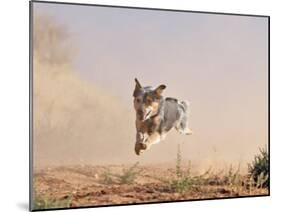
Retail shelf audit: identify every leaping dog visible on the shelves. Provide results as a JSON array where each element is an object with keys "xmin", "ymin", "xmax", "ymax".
[{"xmin": 133, "ymin": 78, "xmax": 192, "ymax": 155}]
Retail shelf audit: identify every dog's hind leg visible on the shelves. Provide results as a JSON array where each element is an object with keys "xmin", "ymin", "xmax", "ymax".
[
  {"xmin": 176, "ymin": 101, "xmax": 193, "ymax": 135},
  {"xmin": 177, "ymin": 115, "xmax": 193, "ymax": 135}
]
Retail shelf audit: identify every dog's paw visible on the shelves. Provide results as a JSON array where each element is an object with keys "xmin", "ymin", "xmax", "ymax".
[
  {"xmin": 178, "ymin": 128, "xmax": 193, "ymax": 135},
  {"xmin": 135, "ymin": 142, "xmax": 147, "ymax": 155},
  {"xmin": 185, "ymin": 128, "xmax": 193, "ymax": 135}
]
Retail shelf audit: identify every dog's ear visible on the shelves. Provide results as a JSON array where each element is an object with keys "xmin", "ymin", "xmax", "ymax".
[
  {"xmin": 135, "ymin": 78, "xmax": 142, "ymax": 89},
  {"xmin": 133, "ymin": 78, "xmax": 142, "ymax": 97},
  {"xmin": 154, "ymin": 84, "xmax": 166, "ymax": 97}
]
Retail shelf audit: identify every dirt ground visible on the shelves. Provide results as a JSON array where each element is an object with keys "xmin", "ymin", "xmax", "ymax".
[{"xmin": 33, "ymin": 164, "xmax": 268, "ymax": 210}]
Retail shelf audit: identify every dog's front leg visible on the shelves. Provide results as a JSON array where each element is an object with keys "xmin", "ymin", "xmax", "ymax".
[
  {"xmin": 145, "ymin": 132, "xmax": 161, "ymax": 150},
  {"xmin": 135, "ymin": 132, "xmax": 149, "ymax": 155}
]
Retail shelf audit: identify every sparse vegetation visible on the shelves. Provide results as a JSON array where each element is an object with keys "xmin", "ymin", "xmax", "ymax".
[
  {"xmin": 162, "ymin": 145, "xmax": 270, "ymax": 196},
  {"xmin": 33, "ymin": 148, "xmax": 269, "ymax": 208},
  {"xmin": 165, "ymin": 144, "xmax": 193, "ymax": 193},
  {"xmin": 169, "ymin": 176, "xmax": 193, "ymax": 193},
  {"xmin": 224, "ymin": 165, "xmax": 242, "ymax": 187},
  {"xmin": 248, "ymin": 148, "xmax": 269, "ymax": 188},
  {"xmin": 100, "ymin": 168, "xmax": 115, "ymax": 185},
  {"xmin": 33, "ymin": 193, "xmax": 72, "ymax": 210},
  {"xmin": 176, "ymin": 144, "xmax": 183, "ymax": 177},
  {"xmin": 100, "ymin": 162, "xmax": 141, "ymax": 185},
  {"xmin": 117, "ymin": 162, "xmax": 141, "ymax": 184},
  {"xmin": 34, "ymin": 162, "xmax": 268, "ymax": 208},
  {"xmin": 163, "ymin": 144, "xmax": 211, "ymax": 193}
]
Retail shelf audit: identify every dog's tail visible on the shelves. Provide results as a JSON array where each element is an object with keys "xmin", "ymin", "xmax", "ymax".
[
  {"xmin": 180, "ymin": 100, "xmax": 190, "ymax": 111},
  {"xmin": 180, "ymin": 100, "xmax": 191, "ymax": 115}
]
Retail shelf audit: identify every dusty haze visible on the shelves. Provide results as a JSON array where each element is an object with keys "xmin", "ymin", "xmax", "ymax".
[{"xmin": 33, "ymin": 3, "xmax": 268, "ymax": 173}]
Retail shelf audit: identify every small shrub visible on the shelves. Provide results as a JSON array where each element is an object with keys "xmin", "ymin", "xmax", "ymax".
[
  {"xmin": 169, "ymin": 176, "xmax": 192, "ymax": 193},
  {"xmin": 176, "ymin": 144, "xmax": 183, "ymax": 177},
  {"xmin": 225, "ymin": 165, "xmax": 242, "ymax": 186},
  {"xmin": 100, "ymin": 169, "xmax": 115, "ymax": 185},
  {"xmin": 117, "ymin": 162, "xmax": 141, "ymax": 184},
  {"xmin": 33, "ymin": 193, "xmax": 72, "ymax": 210},
  {"xmin": 248, "ymin": 148, "xmax": 269, "ymax": 188},
  {"xmin": 166, "ymin": 144, "xmax": 193, "ymax": 193},
  {"xmin": 100, "ymin": 162, "xmax": 141, "ymax": 185}
]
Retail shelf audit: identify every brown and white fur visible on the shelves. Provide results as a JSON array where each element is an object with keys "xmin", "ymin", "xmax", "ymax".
[{"xmin": 133, "ymin": 78, "xmax": 192, "ymax": 155}]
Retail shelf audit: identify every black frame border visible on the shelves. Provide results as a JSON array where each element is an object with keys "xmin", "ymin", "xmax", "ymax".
[{"xmin": 29, "ymin": 0, "xmax": 270, "ymax": 211}]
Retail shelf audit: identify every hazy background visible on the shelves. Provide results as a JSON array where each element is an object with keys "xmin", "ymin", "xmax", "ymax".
[{"xmin": 33, "ymin": 2, "xmax": 268, "ymax": 172}]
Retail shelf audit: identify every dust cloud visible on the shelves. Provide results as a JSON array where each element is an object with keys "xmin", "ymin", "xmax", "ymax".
[{"xmin": 33, "ymin": 15, "xmax": 140, "ymax": 168}]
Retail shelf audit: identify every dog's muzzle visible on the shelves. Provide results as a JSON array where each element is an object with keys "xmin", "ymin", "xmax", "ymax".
[
  {"xmin": 144, "ymin": 110, "xmax": 152, "ymax": 121},
  {"xmin": 137, "ymin": 109, "xmax": 152, "ymax": 121}
]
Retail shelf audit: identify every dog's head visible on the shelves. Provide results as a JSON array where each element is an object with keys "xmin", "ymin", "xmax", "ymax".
[{"xmin": 133, "ymin": 78, "xmax": 166, "ymax": 121}]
